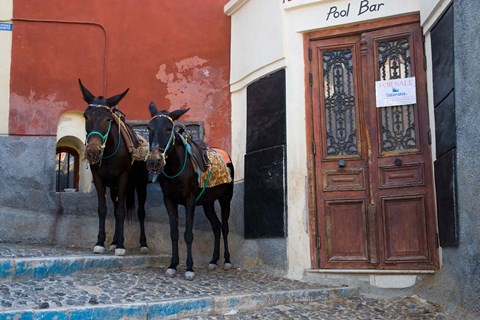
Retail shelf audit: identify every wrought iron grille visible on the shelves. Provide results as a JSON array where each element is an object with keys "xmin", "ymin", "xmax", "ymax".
[
  {"xmin": 378, "ymin": 38, "xmax": 417, "ymax": 152},
  {"xmin": 322, "ymin": 49, "xmax": 358, "ymax": 157}
]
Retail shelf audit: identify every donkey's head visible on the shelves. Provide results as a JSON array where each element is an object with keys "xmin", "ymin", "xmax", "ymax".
[
  {"xmin": 79, "ymin": 79, "xmax": 129, "ymax": 165},
  {"xmin": 145, "ymin": 101, "xmax": 189, "ymax": 175}
]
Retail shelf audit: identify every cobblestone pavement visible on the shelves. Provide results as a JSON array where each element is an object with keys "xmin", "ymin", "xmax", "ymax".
[
  {"xmin": 185, "ymin": 295, "xmax": 451, "ymax": 319},
  {"xmin": 0, "ymin": 266, "xmax": 333, "ymax": 310},
  {"xmin": 0, "ymin": 243, "xmax": 451, "ymax": 319}
]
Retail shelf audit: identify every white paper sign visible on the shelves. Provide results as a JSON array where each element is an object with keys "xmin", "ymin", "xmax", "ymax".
[{"xmin": 375, "ymin": 77, "xmax": 416, "ymax": 107}]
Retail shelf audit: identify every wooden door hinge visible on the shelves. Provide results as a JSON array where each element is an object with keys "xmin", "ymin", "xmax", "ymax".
[
  {"xmin": 308, "ymin": 47, "xmax": 312, "ymax": 61},
  {"xmin": 309, "ymin": 72, "xmax": 313, "ymax": 87}
]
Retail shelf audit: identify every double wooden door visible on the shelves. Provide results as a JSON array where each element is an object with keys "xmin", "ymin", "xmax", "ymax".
[{"xmin": 308, "ymin": 18, "xmax": 438, "ymax": 270}]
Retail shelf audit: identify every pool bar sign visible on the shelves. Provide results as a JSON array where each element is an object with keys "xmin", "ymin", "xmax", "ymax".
[
  {"xmin": 0, "ymin": 23, "xmax": 12, "ymax": 31},
  {"xmin": 375, "ymin": 77, "xmax": 417, "ymax": 107}
]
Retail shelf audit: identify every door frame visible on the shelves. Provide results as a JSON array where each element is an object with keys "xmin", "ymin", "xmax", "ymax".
[{"xmin": 304, "ymin": 14, "xmax": 439, "ymax": 269}]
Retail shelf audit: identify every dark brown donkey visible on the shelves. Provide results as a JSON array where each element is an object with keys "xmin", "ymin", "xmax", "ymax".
[
  {"xmin": 80, "ymin": 79, "xmax": 148, "ymax": 256},
  {"xmin": 146, "ymin": 102, "xmax": 234, "ymax": 280}
]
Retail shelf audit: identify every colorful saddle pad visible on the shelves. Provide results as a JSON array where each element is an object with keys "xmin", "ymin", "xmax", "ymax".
[{"xmin": 199, "ymin": 148, "xmax": 232, "ymax": 188}]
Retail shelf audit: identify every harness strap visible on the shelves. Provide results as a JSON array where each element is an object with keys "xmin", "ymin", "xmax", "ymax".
[{"xmin": 195, "ymin": 169, "xmax": 211, "ymax": 202}]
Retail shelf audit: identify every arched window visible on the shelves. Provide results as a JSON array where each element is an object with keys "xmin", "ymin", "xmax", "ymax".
[{"xmin": 55, "ymin": 147, "xmax": 79, "ymax": 192}]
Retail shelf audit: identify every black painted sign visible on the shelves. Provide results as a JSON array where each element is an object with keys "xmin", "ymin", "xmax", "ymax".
[{"xmin": 127, "ymin": 120, "xmax": 204, "ymax": 143}]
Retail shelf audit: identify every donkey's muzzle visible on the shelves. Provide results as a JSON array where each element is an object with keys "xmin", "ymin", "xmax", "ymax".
[
  {"xmin": 146, "ymin": 150, "xmax": 166, "ymax": 175},
  {"xmin": 85, "ymin": 143, "xmax": 104, "ymax": 165}
]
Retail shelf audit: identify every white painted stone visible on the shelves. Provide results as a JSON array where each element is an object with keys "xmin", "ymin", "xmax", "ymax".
[{"xmin": 369, "ymin": 275, "xmax": 417, "ymax": 288}]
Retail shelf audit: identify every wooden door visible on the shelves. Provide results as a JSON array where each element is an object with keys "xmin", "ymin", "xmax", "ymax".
[{"xmin": 308, "ymin": 18, "xmax": 439, "ymax": 270}]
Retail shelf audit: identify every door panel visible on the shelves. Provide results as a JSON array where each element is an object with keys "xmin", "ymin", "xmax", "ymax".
[
  {"xmin": 382, "ymin": 195, "xmax": 429, "ymax": 262},
  {"xmin": 308, "ymin": 18, "xmax": 438, "ymax": 270},
  {"xmin": 326, "ymin": 199, "xmax": 369, "ymax": 262}
]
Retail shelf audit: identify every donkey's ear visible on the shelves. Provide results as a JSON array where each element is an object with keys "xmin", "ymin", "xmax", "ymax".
[
  {"xmin": 78, "ymin": 79, "xmax": 95, "ymax": 104},
  {"xmin": 106, "ymin": 88, "xmax": 129, "ymax": 107},
  {"xmin": 170, "ymin": 108, "xmax": 190, "ymax": 121},
  {"xmin": 149, "ymin": 101, "xmax": 158, "ymax": 117}
]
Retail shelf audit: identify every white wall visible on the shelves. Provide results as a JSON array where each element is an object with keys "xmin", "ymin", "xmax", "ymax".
[
  {"xmin": 0, "ymin": 0, "xmax": 13, "ymax": 135},
  {"xmin": 227, "ymin": 0, "xmax": 429, "ymax": 279},
  {"xmin": 225, "ymin": 0, "xmax": 286, "ymax": 181}
]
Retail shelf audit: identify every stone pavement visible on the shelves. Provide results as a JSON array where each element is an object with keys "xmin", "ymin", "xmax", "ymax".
[{"xmin": 0, "ymin": 242, "xmax": 451, "ymax": 319}]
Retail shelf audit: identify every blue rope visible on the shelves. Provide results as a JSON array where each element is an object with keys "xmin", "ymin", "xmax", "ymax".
[
  {"xmin": 101, "ymin": 124, "xmax": 121, "ymax": 159},
  {"xmin": 86, "ymin": 120, "xmax": 112, "ymax": 145},
  {"xmin": 162, "ymin": 135, "xmax": 188, "ymax": 178},
  {"xmin": 195, "ymin": 169, "xmax": 211, "ymax": 202}
]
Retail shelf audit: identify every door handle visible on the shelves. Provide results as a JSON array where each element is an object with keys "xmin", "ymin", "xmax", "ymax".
[
  {"xmin": 338, "ymin": 159, "xmax": 346, "ymax": 168},
  {"xmin": 394, "ymin": 158, "xmax": 402, "ymax": 166}
]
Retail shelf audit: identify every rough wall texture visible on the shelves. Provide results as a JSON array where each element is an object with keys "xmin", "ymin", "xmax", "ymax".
[
  {"xmin": 415, "ymin": 1, "xmax": 480, "ymax": 318},
  {"xmin": 9, "ymin": 0, "xmax": 231, "ymax": 150}
]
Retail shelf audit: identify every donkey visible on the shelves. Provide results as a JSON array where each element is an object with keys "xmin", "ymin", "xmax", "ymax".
[
  {"xmin": 80, "ymin": 79, "xmax": 148, "ymax": 256},
  {"xmin": 146, "ymin": 102, "xmax": 234, "ymax": 280}
]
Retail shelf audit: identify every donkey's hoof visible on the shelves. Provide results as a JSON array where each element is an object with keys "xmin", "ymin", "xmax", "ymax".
[
  {"xmin": 184, "ymin": 271, "xmax": 195, "ymax": 281},
  {"xmin": 109, "ymin": 244, "xmax": 117, "ymax": 251},
  {"xmin": 140, "ymin": 246, "xmax": 149, "ymax": 254},
  {"xmin": 165, "ymin": 268, "xmax": 177, "ymax": 278},
  {"xmin": 93, "ymin": 246, "xmax": 105, "ymax": 254},
  {"xmin": 208, "ymin": 263, "xmax": 218, "ymax": 271},
  {"xmin": 114, "ymin": 248, "xmax": 126, "ymax": 256},
  {"xmin": 224, "ymin": 262, "xmax": 233, "ymax": 270}
]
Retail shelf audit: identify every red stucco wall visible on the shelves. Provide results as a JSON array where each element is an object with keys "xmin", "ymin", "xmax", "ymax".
[{"xmin": 10, "ymin": 0, "xmax": 231, "ymax": 151}]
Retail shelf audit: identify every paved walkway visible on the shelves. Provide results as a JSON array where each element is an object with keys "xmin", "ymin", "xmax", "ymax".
[{"xmin": 0, "ymin": 242, "xmax": 451, "ymax": 319}]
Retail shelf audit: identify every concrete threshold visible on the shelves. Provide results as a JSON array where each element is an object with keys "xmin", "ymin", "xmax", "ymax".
[
  {"xmin": 305, "ymin": 269, "xmax": 435, "ymax": 289},
  {"xmin": 306, "ymin": 268, "xmax": 435, "ymax": 274}
]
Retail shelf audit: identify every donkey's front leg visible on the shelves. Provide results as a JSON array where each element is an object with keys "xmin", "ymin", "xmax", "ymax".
[
  {"xmin": 93, "ymin": 176, "xmax": 107, "ymax": 254},
  {"xmin": 112, "ymin": 174, "xmax": 129, "ymax": 256},
  {"xmin": 165, "ymin": 198, "xmax": 179, "ymax": 278},
  {"xmin": 184, "ymin": 200, "xmax": 196, "ymax": 280}
]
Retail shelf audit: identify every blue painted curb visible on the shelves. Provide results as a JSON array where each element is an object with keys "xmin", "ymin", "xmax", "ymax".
[
  {"xmin": 0, "ymin": 254, "xmax": 169, "ymax": 281},
  {"xmin": 0, "ymin": 287, "xmax": 358, "ymax": 320}
]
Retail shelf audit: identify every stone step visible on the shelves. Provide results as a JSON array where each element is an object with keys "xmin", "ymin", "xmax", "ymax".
[
  {"xmin": 0, "ymin": 243, "xmax": 169, "ymax": 281},
  {"xmin": 0, "ymin": 243, "xmax": 358, "ymax": 319}
]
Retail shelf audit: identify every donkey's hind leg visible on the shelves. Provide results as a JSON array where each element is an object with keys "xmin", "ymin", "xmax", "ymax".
[
  {"xmin": 219, "ymin": 195, "xmax": 232, "ymax": 270},
  {"xmin": 137, "ymin": 182, "xmax": 148, "ymax": 254},
  {"xmin": 203, "ymin": 203, "xmax": 221, "ymax": 271}
]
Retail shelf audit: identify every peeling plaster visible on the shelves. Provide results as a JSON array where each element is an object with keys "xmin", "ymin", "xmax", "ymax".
[
  {"xmin": 10, "ymin": 91, "xmax": 68, "ymax": 135},
  {"xmin": 155, "ymin": 56, "xmax": 230, "ymax": 148}
]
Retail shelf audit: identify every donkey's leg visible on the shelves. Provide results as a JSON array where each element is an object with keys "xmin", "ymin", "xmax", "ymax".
[
  {"xmin": 137, "ymin": 182, "xmax": 148, "ymax": 254},
  {"xmin": 202, "ymin": 203, "xmax": 221, "ymax": 271},
  {"xmin": 165, "ymin": 198, "xmax": 179, "ymax": 277},
  {"xmin": 184, "ymin": 200, "xmax": 196, "ymax": 280},
  {"xmin": 109, "ymin": 188, "xmax": 119, "ymax": 251},
  {"xmin": 112, "ymin": 173, "xmax": 129, "ymax": 256},
  {"xmin": 93, "ymin": 177, "xmax": 107, "ymax": 254},
  {"xmin": 219, "ymin": 196, "xmax": 232, "ymax": 269}
]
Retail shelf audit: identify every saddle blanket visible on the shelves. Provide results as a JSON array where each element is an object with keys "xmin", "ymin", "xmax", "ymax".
[{"xmin": 199, "ymin": 148, "xmax": 232, "ymax": 188}]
